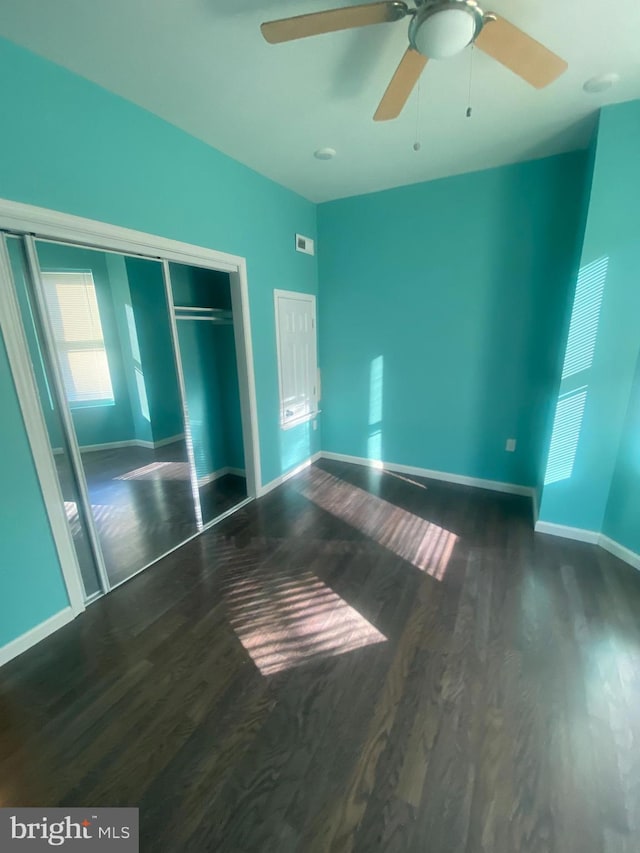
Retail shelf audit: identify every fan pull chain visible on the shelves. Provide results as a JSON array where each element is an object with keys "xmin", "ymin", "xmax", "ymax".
[
  {"xmin": 413, "ymin": 77, "xmax": 422, "ymax": 151},
  {"xmin": 466, "ymin": 44, "xmax": 474, "ymax": 118}
]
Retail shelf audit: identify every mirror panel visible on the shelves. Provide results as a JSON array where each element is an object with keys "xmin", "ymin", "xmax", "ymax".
[{"xmin": 34, "ymin": 240, "xmax": 198, "ymax": 586}]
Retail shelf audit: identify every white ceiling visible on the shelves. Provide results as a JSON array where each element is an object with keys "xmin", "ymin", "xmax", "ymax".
[{"xmin": 1, "ymin": 0, "xmax": 639, "ymax": 202}]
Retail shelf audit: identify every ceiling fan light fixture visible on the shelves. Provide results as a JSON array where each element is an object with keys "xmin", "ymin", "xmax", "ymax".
[
  {"xmin": 260, "ymin": 0, "xmax": 569, "ymax": 124},
  {"xmin": 411, "ymin": 1, "xmax": 483, "ymax": 60}
]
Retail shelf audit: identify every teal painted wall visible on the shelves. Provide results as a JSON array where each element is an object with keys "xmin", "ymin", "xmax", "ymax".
[
  {"xmin": 317, "ymin": 153, "xmax": 588, "ymax": 487},
  {"xmin": 125, "ymin": 257, "xmax": 184, "ymax": 444},
  {"xmin": 169, "ymin": 264, "xmax": 232, "ymax": 311},
  {"xmin": 171, "ymin": 263, "xmax": 245, "ymax": 478},
  {"xmin": 603, "ymin": 350, "xmax": 640, "ymax": 554},
  {"xmin": 0, "ymin": 330, "xmax": 69, "ymax": 647},
  {"xmin": 0, "ymin": 36, "xmax": 317, "ymax": 647},
  {"xmin": 177, "ymin": 318, "xmax": 227, "ymax": 479},
  {"xmin": 106, "ymin": 253, "xmax": 153, "ymax": 446},
  {"xmin": 531, "ymin": 136, "xmax": 597, "ymax": 514},
  {"xmin": 538, "ymin": 101, "xmax": 640, "ymax": 533},
  {"xmin": 175, "ymin": 321, "xmax": 245, "ymax": 479},
  {"xmin": 216, "ymin": 325, "xmax": 246, "ymax": 472}
]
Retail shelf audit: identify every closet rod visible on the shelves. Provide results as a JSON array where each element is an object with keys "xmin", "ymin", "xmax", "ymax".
[
  {"xmin": 174, "ymin": 305, "xmax": 231, "ymax": 314},
  {"xmin": 174, "ymin": 315, "xmax": 233, "ymax": 324}
]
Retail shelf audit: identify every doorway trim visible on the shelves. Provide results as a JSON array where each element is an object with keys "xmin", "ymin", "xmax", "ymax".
[
  {"xmin": 0, "ymin": 237, "xmax": 86, "ymax": 618},
  {"xmin": 0, "ymin": 196, "xmax": 261, "ymax": 616}
]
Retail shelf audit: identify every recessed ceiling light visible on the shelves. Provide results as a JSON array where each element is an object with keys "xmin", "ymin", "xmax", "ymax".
[
  {"xmin": 314, "ymin": 147, "xmax": 336, "ymax": 160},
  {"xmin": 583, "ymin": 73, "xmax": 620, "ymax": 93}
]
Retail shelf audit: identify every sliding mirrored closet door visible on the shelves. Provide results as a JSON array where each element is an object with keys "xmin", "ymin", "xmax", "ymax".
[
  {"xmin": 169, "ymin": 262, "xmax": 248, "ymax": 527},
  {"xmin": 3, "ymin": 229, "xmax": 253, "ymax": 601},
  {"xmin": 29, "ymin": 240, "xmax": 200, "ymax": 588}
]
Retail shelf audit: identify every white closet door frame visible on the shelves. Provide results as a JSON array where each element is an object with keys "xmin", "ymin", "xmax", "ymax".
[
  {"xmin": 0, "ymin": 196, "xmax": 261, "ymax": 614},
  {"xmin": 0, "ymin": 236, "xmax": 87, "ymax": 616}
]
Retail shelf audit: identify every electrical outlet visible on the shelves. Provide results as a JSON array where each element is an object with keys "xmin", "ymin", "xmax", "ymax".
[
  {"xmin": 313, "ymin": 420, "xmax": 318, "ymax": 431},
  {"xmin": 505, "ymin": 438, "xmax": 517, "ymax": 452}
]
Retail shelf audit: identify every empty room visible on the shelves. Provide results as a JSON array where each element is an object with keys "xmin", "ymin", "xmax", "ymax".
[{"xmin": 0, "ymin": 2, "xmax": 638, "ymax": 851}]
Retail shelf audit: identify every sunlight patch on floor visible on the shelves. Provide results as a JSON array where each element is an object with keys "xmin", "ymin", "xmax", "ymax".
[
  {"xmin": 116, "ymin": 461, "xmax": 191, "ymax": 481},
  {"xmin": 223, "ymin": 565, "xmax": 386, "ymax": 676},
  {"xmin": 300, "ymin": 468, "xmax": 457, "ymax": 579},
  {"xmin": 384, "ymin": 470, "xmax": 428, "ymax": 489}
]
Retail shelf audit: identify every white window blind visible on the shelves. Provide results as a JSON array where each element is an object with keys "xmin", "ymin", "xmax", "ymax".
[
  {"xmin": 42, "ymin": 271, "xmax": 115, "ymax": 406},
  {"xmin": 274, "ymin": 290, "xmax": 318, "ymax": 428}
]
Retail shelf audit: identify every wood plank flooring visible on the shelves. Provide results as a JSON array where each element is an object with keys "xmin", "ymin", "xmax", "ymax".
[{"xmin": 1, "ymin": 458, "xmax": 639, "ymax": 852}]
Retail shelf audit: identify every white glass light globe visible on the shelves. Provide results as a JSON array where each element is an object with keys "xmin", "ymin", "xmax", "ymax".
[{"xmin": 414, "ymin": 8, "xmax": 476, "ymax": 59}]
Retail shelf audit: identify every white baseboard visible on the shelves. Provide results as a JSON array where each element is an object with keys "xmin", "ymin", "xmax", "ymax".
[
  {"xmin": 79, "ymin": 440, "xmax": 135, "ymax": 453},
  {"xmin": 320, "ymin": 451, "xmax": 535, "ymax": 498},
  {"xmin": 198, "ymin": 466, "xmax": 246, "ymax": 487},
  {"xmin": 258, "ymin": 450, "xmax": 534, "ymax": 501},
  {"xmin": 599, "ymin": 535, "xmax": 640, "ymax": 571},
  {"xmin": 53, "ymin": 434, "xmax": 185, "ymax": 454},
  {"xmin": 258, "ymin": 452, "xmax": 321, "ymax": 497},
  {"xmin": 534, "ymin": 521, "xmax": 600, "ymax": 544},
  {"xmin": 0, "ymin": 607, "xmax": 74, "ymax": 668},
  {"xmin": 534, "ymin": 523, "xmax": 640, "ymax": 572},
  {"xmin": 143, "ymin": 433, "xmax": 185, "ymax": 450}
]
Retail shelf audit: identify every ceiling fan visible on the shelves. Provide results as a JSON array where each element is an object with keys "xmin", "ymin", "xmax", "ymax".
[{"xmin": 260, "ymin": 0, "xmax": 568, "ymax": 121}]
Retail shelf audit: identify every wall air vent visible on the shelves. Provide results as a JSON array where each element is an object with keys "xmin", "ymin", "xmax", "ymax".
[{"xmin": 295, "ymin": 234, "xmax": 315, "ymax": 256}]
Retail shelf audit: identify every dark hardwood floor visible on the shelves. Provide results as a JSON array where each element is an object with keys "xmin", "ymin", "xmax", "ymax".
[
  {"xmin": 200, "ymin": 472, "xmax": 248, "ymax": 527},
  {"xmin": 2, "ymin": 458, "xmax": 639, "ymax": 852}
]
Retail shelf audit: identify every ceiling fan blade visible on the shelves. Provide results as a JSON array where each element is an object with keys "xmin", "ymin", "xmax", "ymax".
[
  {"xmin": 374, "ymin": 48, "xmax": 427, "ymax": 121},
  {"xmin": 261, "ymin": 1, "xmax": 408, "ymax": 44},
  {"xmin": 474, "ymin": 15, "xmax": 567, "ymax": 88}
]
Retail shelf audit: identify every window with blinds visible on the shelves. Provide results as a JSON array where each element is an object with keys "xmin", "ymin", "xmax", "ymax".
[
  {"xmin": 274, "ymin": 290, "xmax": 318, "ymax": 429},
  {"xmin": 42, "ymin": 271, "xmax": 115, "ymax": 407}
]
